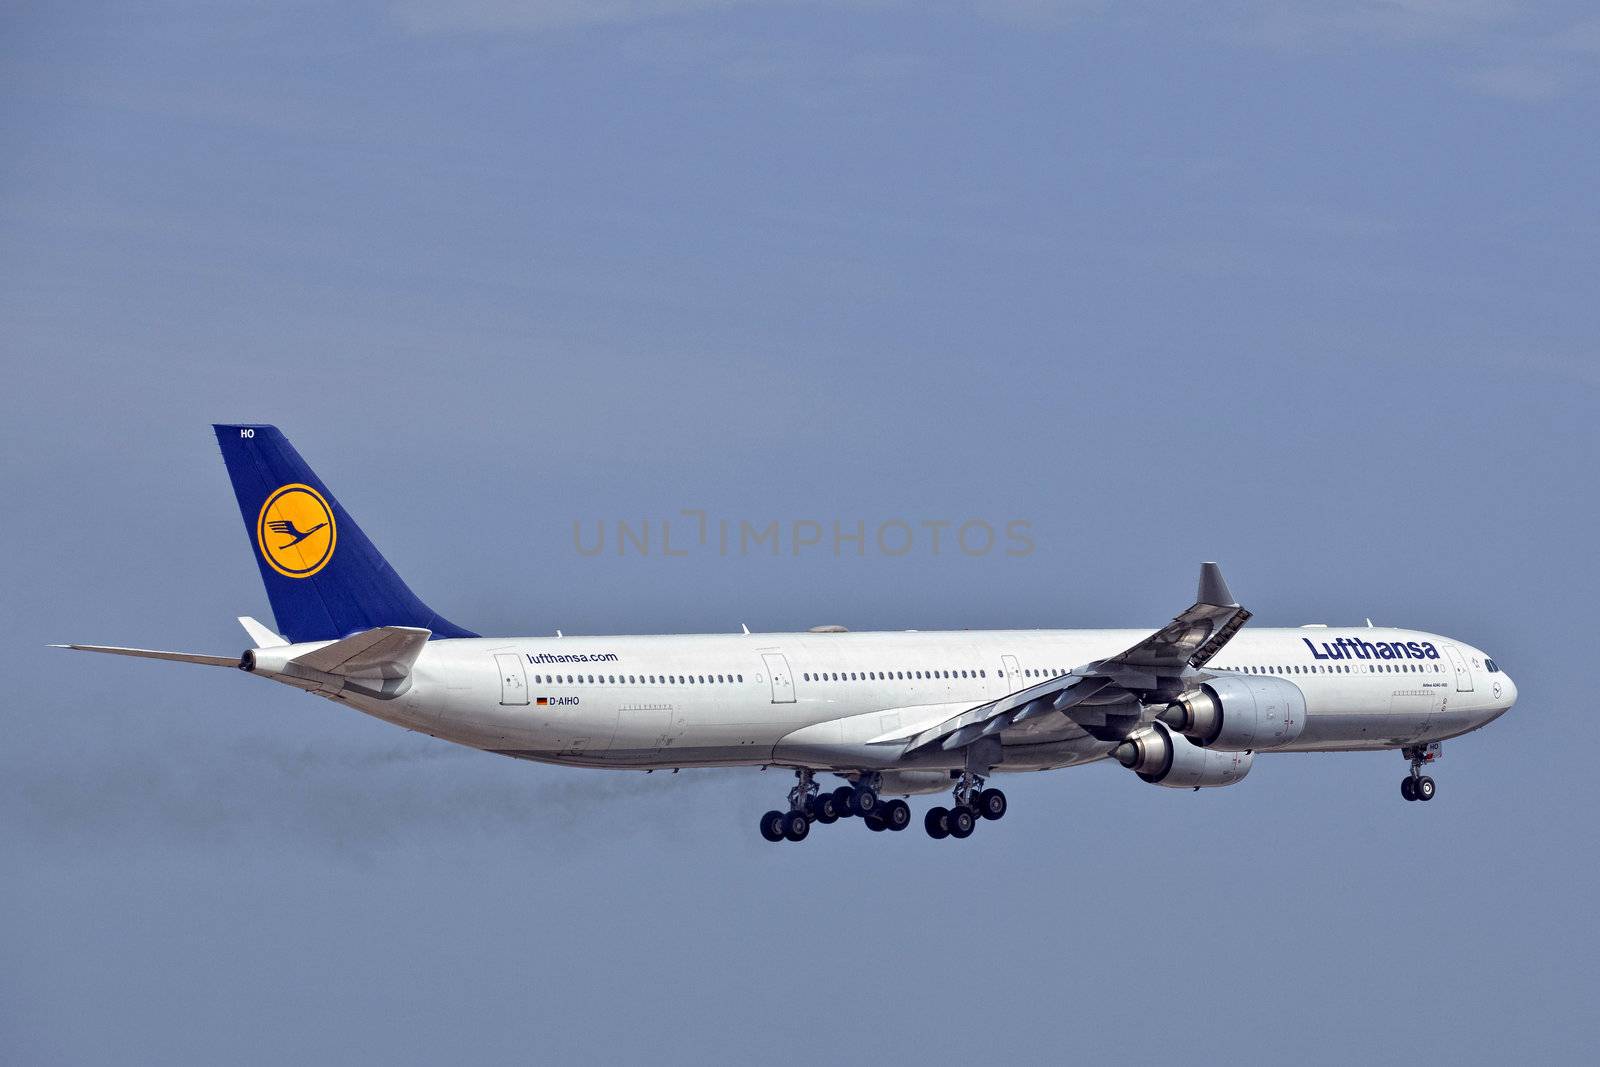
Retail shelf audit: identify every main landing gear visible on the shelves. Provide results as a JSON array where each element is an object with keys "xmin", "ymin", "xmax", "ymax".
[
  {"xmin": 1400, "ymin": 743, "xmax": 1439, "ymax": 803},
  {"xmin": 759, "ymin": 771, "xmax": 911, "ymax": 842},
  {"xmin": 924, "ymin": 772, "xmax": 1006, "ymax": 841}
]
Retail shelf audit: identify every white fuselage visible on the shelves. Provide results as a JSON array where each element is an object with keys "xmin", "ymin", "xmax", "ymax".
[{"xmin": 306, "ymin": 625, "xmax": 1515, "ymax": 778}]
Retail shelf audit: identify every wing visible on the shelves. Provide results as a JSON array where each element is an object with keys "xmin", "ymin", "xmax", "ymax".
[
  {"xmin": 901, "ymin": 562, "xmax": 1250, "ymax": 756},
  {"xmin": 1097, "ymin": 561, "xmax": 1250, "ymax": 678}
]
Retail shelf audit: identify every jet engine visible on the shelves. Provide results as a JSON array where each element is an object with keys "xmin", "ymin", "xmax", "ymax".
[
  {"xmin": 1157, "ymin": 674, "xmax": 1306, "ymax": 752},
  {"xmin": 1112, "ymin": 722, "xmax": 1253, "ymax": 788}
]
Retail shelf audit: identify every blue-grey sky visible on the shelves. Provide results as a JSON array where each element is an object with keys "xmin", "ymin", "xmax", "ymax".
[{"xmin": 3, "ymin": 3, "xmax": 1597, "ymax": 1063}]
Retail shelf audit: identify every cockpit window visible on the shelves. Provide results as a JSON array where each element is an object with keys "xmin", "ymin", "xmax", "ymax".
[{"xmin": 1486, "ymin": 659, "xmax": 1500, "ymax": 673}]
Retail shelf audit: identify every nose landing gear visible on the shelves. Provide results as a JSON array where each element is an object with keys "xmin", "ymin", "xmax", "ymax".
[{"xmin": 1400, "ymin": 743, "xmax": 1439, "ymax": 802}]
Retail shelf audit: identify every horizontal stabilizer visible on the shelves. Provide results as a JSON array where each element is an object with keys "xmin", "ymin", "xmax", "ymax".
[
  {"xmin": 52, "ymin": 644, "xmax": 241, "ymax": 668},
  {"xmin": 289, "ymin": 626, "xmax": 430, "ymax": 680},
  {"xmin": 238, "ymin": 616, "xmax": 287, "ymax": 648}
]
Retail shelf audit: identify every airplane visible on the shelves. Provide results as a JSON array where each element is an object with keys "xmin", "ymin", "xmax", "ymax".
[{"xmin": 58, "ymin": 425, "xmax": 1518, "ymax": 842}]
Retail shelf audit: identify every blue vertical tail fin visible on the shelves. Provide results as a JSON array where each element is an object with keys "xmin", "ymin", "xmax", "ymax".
[{"xmin": 213, "ymin": 424, "xmax": 476, "ymax": 644}]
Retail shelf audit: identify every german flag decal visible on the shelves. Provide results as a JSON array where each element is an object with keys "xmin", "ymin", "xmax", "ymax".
[{"xmin": 536, "ymin": 697, "xmax": 549, "ymax": 706}]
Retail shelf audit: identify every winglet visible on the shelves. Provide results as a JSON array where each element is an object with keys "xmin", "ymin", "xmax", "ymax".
[{"xmin": 1197, "ymin": 562, "xmax": 1236, "ymax": 607}]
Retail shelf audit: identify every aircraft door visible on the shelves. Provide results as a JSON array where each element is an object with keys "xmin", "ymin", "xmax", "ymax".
[
  {"xmin": 762, "ymin": 653, "xmax": 796, "ymax": 703},
  {"xmin": 1443, "ymin": 644, "xmax": 1474, "ymax": 692},
  {"xmin": 495, "ymin": 653, "xmax": 529, "ymax": 706},
  {"xmin": 1001, "ymin": 654, "xmax": 1022, "ymax": 691}
]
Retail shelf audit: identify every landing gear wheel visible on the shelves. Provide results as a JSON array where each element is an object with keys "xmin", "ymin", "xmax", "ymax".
[
  {"xmin": 864, "ymin": 815, "xmax": 886, "ymax": 832},
  {"xmin": 782, "ymin": 810, "xmax": 810, "ymax": 841},
  {"xmin": 948, "ymin": 806, "xmax": 976, "ymax": 839},
  {"xmin": 975, "ymin": 788, "xmax": 1007, "ymax": 821},
  {"xmin": 760, "ymin": 810, "xmax": 786, "ymax": 842},
  {"xmin": 881, "ymin": 799, "xmax": 911, "ymax": 832},
  {"xmin": 852, "ymin": 787, "xmax": 879, "ymax": 816},
  {"xmin": 812, "ymin": 793, "xmax": 839, "ymax": 824},
  {"xmin": 1400, "ymin": 744, "xmax": 1441, "ymax": 804},
  {"xmin": 832, "ymin": 785, "xmax": 856, "ymax": 817},
  {"xmin": 925, "ymin": 806, "xmax": 950, "ymax": 839}
]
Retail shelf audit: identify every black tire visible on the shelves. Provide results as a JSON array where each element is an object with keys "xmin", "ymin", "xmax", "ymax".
[
  {"xmin": 865, "ymin": 815, "xmax": 886, "ymax": 832},
  {"xmin": 976, "ymin": 788, "xmax": 1007, "ymax": 821},
  {"xmin": 948, "ymin": 806, "xmax": 976, "ymax": 838},
  {"xmin": 782, "ymin": 810, "xmax": 810, "ymax": 841},
  {"xmin": 882, "ymin": 799, "xmax": 911, "ymax": 831},
  {"xmin": 925, "ymin": 806, "xmax": 950, "ymax": 839},
  {"xmin": 813, "ymin": 794, "xmax": 838, "ymax": 824},
  {"xmin": 832, "ymin": 785, "xmax": 856, "ymax": 817},
  {"xmin": 1416, "ymin": 776, "xmax": 1436, "ymax": 802},
  {"xmin": 760, "ymin": 810, "xmax": 786, "ymax": 842},
  {"xmin": 1401, "ymin": 777, "xmax": 1417, "ymax": 802},
  {"xmin": 853, "ymin": 787, "xmax": 879, "ymax": 815}
]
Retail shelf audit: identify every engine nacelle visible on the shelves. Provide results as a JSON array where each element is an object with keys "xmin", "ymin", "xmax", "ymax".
[
  {"xmin": 1158, "ymin": 674, "xmax": 1306, "ymax": 752},
  {"xmin": 1112, "ymin": 722, "xmax": 1253, "ymax": 788}
]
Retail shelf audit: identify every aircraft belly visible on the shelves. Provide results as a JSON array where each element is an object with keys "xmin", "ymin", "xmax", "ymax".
[
  {"xmin": 1295, "ymin": 686, "xmax": 1448, "ymax": 748},
  {"xmin": 995, "ymin": 735, "xmax": 1115, "ymax": 771},
  {"xmin": 533, "ymin": 701, "xmax": 619, "ymax": 755}
]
